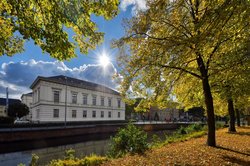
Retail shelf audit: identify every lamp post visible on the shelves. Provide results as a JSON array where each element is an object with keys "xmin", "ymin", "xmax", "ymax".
[
  {"xmin": 64, "ymin": 76, "xmax": 67, "ymax": 128},
  {"xmin": 6, "ymin": 87, "xmax": 9, "ymax": 115}
]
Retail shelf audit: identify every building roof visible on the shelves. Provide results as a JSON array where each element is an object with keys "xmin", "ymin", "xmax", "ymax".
[
  {"xmin": 21, "ymin": 92, "xmax": 33, "ymax": 97},
  {"xmin": 0, "ymin": 98, "xmax": 21, "ymax": 106},
  {"xmin": 30, "ymin": 75, "xmax": 120, "ymax": 95}
]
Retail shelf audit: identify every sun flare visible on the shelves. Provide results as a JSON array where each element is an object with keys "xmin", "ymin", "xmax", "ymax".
[{"xmin": 99, "ymin": 54, "xmax": 110, "ymax": 67}]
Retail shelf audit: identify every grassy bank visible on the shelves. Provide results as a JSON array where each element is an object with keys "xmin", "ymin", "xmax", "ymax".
[
  {"xmin": 22, "ymin": 124, "xmax": 250, "ymax": 166},
  {"xmin": 102, "ymin": 127, "xmax": 250, "ymax": 166}
]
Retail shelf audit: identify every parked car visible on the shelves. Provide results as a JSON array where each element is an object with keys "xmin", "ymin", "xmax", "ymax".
[{"xmin": 14, "ymin": 119, "xmax": 30, "ymax": 124}]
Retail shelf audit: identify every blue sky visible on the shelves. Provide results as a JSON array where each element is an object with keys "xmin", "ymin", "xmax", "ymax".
[{"xmin": 0, "ymin": 0, "xmax": 147, "ymax": 98}]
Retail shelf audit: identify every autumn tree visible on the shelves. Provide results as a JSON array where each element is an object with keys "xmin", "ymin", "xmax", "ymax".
[
  {"xmin": 8, "ymin": 102, "xmax": 29, "ymax": 119},
  {"xmin": 0, "ymin": 0, "xmax": 119, "ymax": 60},
  {"xmin": 235, "ymin": 96, "xmax": 250, "ymax": 126},
  {"xmin": 212, "ymin": 45, "xmax": 250, "ymax": 132},
  {"xmin": 115, "ymin": 0, "xmax": 250, "ymax": 146}
]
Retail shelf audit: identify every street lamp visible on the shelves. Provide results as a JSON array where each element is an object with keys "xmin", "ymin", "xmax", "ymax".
[{"xmin": 64, "ymin": 76, "xmax": 67, "ymax": 127}]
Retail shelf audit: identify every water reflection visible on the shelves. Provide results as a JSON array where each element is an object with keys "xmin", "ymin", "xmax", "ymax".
[
  {"xmin": 0, "ymin": 130, "xmax": 174, "ymax": 166},
  {"xmin": 0, "ymin": 139, "xmax": 110, "ymax": 166}
]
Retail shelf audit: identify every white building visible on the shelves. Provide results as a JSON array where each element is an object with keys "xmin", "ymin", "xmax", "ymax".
[
  {"xmin": 21, "ymin": 92, "xmax": 33, "ymax": 120},
  {"xmin": 30, "ymin": 75, "xmax": 125, "ymax": 123}
]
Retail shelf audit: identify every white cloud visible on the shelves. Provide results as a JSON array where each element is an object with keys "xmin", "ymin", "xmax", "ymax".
[
  {"xmin": 120, "ymin": 0, "xmax": 148, "ymax": 15},
  {"xmin": 0, "ymin": 59, "xmax": 121, "ymax": 99}
]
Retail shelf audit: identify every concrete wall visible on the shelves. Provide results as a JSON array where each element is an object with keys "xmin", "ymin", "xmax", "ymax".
[{"xmin": 0, "ymin": 123, "xmax": 188, "ymax": 142}]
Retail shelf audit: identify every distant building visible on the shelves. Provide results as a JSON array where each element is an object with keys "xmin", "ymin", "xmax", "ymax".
[
  {"xmin": 134, "ymin": 107, "xmax": 180, "ymax": 121},
  {"xmin": 30, "ymin": 75, "xmax": 125, "ymax": 123},
  {"xmin": 21, "ymin": 92, "xmax": 33, "ymax": 120},
  {"xmin": 0, "ymin": 98, "xmax": 21, "ymax": 117}
]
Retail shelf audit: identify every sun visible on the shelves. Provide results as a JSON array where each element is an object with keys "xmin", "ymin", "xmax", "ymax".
[{"xmin": 99, "ymin": 53, "xmax": 110, "ymax": 68}]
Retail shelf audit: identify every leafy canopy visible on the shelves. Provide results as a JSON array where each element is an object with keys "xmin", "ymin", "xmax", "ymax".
[
  {"xmin": 8, "ymin": 102, "xmax": 29, "ymax": 118},
  {"xmin": 115, "ymin": 0, "xmax": 250, "ymax": 146},
  {"xmin": 115, "ymin": 0, "xmax": 250, "ymax": 111},
  {"xmin": 0, "ymin": 0, "xmax": 119, "ymax": 60}
]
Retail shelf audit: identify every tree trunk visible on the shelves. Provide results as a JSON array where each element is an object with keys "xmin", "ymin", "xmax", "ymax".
[
  {"xmin": 202, "ymin": 77, "xmax": 216, "ymax": 147},
  {"xmin": 196, "ymin": 54, "xmax": 216, "ymax": 147},
  {"xmin": 227, "ymin": 98, "xmax": 236, "ymax": 132},
  {"xmin": 236, "ymin": 109, "xmax": 241, "ymax": 127}
]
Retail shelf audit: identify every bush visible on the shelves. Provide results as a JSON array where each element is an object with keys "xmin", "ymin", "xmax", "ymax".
[
  {"xmin": 30, "ymin": 154, "xmax": 39, "ymax": 166},
  {"xmin": 49, "ymin": 149, "xmax": 107, "ymax": 166},
  {"xmin": 176, "ymin": 124, "xmax": 203, "ymax": 135},
  {"xmin": 176, "ymin": 126, "xmax": 188, "ymax": 135},
  {"xmin": 186, "ymin": 124, "xmax": 203, "ymax": 132},
  {"xmin": 215, "ymin": 122, "xmax": 225, "ymax": 129},
  {"xmin": 81, "ymin": 154, "xmax": 107, "ymax": 166},
  {"xmin": 108, "ymin": 123, "xmax": 148, "ymax": 158},
  {"xmin": 64, "ymin": 149, "xmax": 76, "ymax": 160},
  {"xmin": 151, "ymin": 134, "xmax": 161, "ymax": 144}
]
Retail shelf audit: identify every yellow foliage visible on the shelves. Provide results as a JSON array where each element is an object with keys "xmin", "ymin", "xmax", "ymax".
[{"xmin": 49, "ymin": 154, "xmax": 108, "ymax": 166}]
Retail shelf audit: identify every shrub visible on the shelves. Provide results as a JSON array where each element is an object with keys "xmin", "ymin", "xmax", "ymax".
[
  {"xmin": 108, "ymin": 123, "xmax": 148, "ymax": 158},
  {"xmin": 49, "ymin": 150, "xmax": 107, "ymax": 166},
  {"xmin": 176, "ymin": 124, "xmax": 203, "ymax": 135},
  {"xmin": 65, "ymin": 149, "xmax": 76, "ymax": 160},
  {"xmin": 150, "ymin": 134, "xmax": 163, "ymax": 148},
  {"xmin": 151, "ymin": 134, "xmax": 161, "ymax": 144},
  {"xmin": 81, "ymin": 154, "xmax": 107, "ymax": 166},
  {"xmin": 176, "ymin": 126, "xmax": 188, "ymax": 135},
  {"xmin": 215, "ymin": 122, "xmax": 225, "ymax": 129},
  {"xmin": 30, "ymin": 154, "xmax": 39, "ymax": 166},
  {"xmin": 185, "ymin": 124, "xmax": 203, "ymax": 133}
]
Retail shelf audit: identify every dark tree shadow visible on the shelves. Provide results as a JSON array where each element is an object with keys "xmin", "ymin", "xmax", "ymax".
[
  {"xmin": 228, "ymin": 132, "xmax": 250, "ymax": 136},
  {"xmin": 216, "ymin": 146, "xmax": 250, "ymax": 156},
  {"xmin": 222, "ymin": 155, "xmax": 250, "ymax": 166}
]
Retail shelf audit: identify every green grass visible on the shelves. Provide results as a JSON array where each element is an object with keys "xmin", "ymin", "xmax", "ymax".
[{"xmin": 150, "ymin": 124, "xmax": 207, "ymax": 148}]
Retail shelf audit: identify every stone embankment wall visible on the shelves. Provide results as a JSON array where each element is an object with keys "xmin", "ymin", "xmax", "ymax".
[{"xmin": 0, "ymin": 123, "xmax": 188, "ymax": 142}]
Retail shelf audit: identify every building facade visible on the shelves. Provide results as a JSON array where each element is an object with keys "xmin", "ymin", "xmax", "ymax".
[
  {"xmin": 30, "ymin": 75, "xmax": 125, "ymax": 122},
  {"xmin": 21, "ymin": 92, "xmax": 33, "ymax": 120}
]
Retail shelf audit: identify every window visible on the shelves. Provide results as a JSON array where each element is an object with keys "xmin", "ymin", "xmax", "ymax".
[
  {"xmin": 101, "ymin": 111, "xmax": 104, "ymax": 118},
  {"xmin": 83, "ymin": 94, "xmax": 88, "ymax": 105},
  {"xmin": 36, "ymin": 109, "xmax": 40, "ymax": 119},
  {"xmin": 92, "ymin": 111, "xmax": 96, "ymax": 118},
  {"xmin": 83, "ymin": 110, "xmax": 87, "ymax": 118},
  {"xmin": 92, "ymin": 95, "xmax": 97, "ymax": 106},
  {"xmin": 34, "ymin": 90, "xmax": 37, "ymax": 102},
  {"xmin": 108, "ymin": 98, "xmax": 112, "ymax": 107},
  {"xmin": 53, "ymin": 91, "xmax": 60, "ymax": 103},
  {"xmin": 72, "ymin": 93, "xmax": 77, "ymax": 104},
  {"xmin": 53, "ymin": 109, "xmax": 59, "ymax": 118},
  {"xmin": 37, "ymin": 88, "xmax": 40, "ymax": 101},
  {"xmin": 118, "ymin": 112, "xmax": 120, "ymax": 118},
  {"xmin": 72, "ymin": 110, "xmax": 77, "ymax": 118},
  {"xmin": 108, "ymin": 111, "xmax": 111, "ymax": 118},
  {"xmin": 101, "ymin": 96, "xmax": 105, "ymax": 106},
  {"xmin": 117, "ymin": 99, "xmax": 121, "ymax": 108}
]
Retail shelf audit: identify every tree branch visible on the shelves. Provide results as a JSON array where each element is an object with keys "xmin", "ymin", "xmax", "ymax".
[
  {"xmin": 128, "ymin": 32, "xmax": 176, "ymax": 41},
  {"xmin": 158, "ymin": 64, "xmax": 202, "ymax": 79}
]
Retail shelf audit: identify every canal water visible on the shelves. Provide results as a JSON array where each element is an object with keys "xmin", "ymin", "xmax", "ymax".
[
  {"xmin": 0, "ymin": 130, "xmax": 173, "ymax": 166},
  {"xmin": 0, "ymin": 139, "xmax": 110, "ymax": 166}
]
